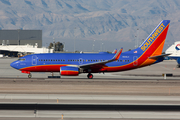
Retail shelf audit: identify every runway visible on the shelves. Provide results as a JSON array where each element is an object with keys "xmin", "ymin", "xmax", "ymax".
[
  {"xmin": 1, "ymin": 58, "xmax": 180, "ymax": 119},
  {"xmin": 1, "ymin": 94, "xmax": 180, "ymax": 119}
]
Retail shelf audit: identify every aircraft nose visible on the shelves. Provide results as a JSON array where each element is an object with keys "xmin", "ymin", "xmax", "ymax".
[{"xmin": 10, "ymin": 61, "xmax": 19, "ymax": 69}]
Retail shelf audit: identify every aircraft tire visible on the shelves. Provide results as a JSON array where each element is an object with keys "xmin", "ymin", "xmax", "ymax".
[
  {"xmin": 28, "ymin": 74, "xmax": 32, "ymax": 78},
  {"xmin": 87, "ymin": 73, "xmax": 93, "ymax": 79}
]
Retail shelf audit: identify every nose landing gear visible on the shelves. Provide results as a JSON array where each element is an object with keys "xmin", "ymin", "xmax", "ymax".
[
  {"xmin": 28, "ymin": 73, "xmax": 32, "ymax": 78},
  {"xmin": 21, "ymin": 71, "xmax": 32, "ymax": 78},
  {"xmin": 87, "ymin": 73, "xmax": 93, "ymax": 79}
]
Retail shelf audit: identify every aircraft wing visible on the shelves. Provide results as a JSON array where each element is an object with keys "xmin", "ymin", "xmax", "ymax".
[
  {"xmin": 79, "ymin": 48, "xmax": 123, "ymax": 69},
  {"xmin": 149, "ymin": 53, "xmax": 171, "ymax": 60}
]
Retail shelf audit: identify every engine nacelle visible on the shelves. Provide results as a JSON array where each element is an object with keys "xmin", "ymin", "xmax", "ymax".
[{"xmin": 60, "ymin": 66, "xmax": 79, "ymax": 76}]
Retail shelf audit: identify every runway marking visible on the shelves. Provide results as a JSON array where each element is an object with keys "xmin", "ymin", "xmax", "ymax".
[
  {"xmin": 118, "ymin": 111, "xmax": 124, "ymax": 118},
  {"xmin": 3, "ymin": 94, "xmax": 7, "ymax": 99}
]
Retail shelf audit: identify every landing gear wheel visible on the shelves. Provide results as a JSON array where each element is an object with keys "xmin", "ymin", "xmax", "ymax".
[
  {"xmin": 28, "ymin": 74, "xmax": 32, "ymax": 78},
  {"xmin": 87, "ymin": 73, "xmax": 93, "ymax": 79}
]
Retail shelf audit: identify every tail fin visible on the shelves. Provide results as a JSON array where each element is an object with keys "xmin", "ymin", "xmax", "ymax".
[
  {"xmin": 166, "ymin": 41, "xmax": 180, "ymax": 54},
  {"xmin": 136, "ymin": 20, "xmax": 170, "ymax": 67},
  {"xmin": 139, "ymin": 20, "xmax": 170, "ymax": 56}
]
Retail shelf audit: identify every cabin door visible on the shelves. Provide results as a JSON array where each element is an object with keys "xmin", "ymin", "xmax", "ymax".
[{"xmin": 32, "ymin": 55, "xmax": 37, "ymax": 65}]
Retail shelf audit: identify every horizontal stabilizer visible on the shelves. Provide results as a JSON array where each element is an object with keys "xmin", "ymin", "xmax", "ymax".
[{"xmin": 149, "ymin": 54, "xmax": 171, "ymax": 60}]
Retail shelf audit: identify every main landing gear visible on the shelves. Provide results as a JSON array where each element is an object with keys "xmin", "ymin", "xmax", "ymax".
[
  {"xmin": 28, "ymin": 73, "xmax": 32, "ymax": 78},
  {"xmin": 87, "ymin": 73, "xmax": 93, "ymax": 79}
]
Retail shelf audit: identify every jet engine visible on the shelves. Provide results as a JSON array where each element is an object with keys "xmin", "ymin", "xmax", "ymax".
[{"xmin": 60, "ymin": 66, "xmax": 79, "ymax": 76}]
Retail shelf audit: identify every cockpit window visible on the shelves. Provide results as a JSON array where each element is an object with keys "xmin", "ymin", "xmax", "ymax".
[{"xmin": 18, "ymin": 58, "xmax": 25, "ymax": 61}]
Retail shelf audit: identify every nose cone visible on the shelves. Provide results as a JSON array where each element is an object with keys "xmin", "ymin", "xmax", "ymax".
[{"xmin": 10, "ymin": 61, "xmax": 19, "ymax": 69}]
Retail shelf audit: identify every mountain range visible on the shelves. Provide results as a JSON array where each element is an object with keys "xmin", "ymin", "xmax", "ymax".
[{"xmin": 0, "ymin": 0, "xmax": 180, "ymax": 51}]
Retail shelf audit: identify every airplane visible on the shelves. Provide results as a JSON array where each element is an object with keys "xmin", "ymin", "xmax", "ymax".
[
  {"xmin": 165, "ymin": 41, "xmax": 180, "ymax": 67},
  {"xmin": 10, "ymin": 20, "xmax": 170, "ymax": 79}
]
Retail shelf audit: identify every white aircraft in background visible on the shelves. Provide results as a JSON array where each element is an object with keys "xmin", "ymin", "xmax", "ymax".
[{"xmin": 165, "ymin": 41, "xmax": 180, "ymax": 67}]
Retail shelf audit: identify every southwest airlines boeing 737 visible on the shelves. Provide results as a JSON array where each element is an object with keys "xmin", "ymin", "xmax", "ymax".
[{"xmin": 10, "ymin": 20, "xmax": 170, "ymax": 79}]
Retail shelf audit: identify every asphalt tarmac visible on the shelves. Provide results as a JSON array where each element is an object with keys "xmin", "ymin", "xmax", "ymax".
[{"xmin": 0, "ymin": 78, "xmax": 180, "ymax": 95}]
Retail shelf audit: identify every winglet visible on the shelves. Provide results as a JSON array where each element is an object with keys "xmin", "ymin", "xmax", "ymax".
[
  {"xmin": 112, "ymin": 49, "xmax": 117, "ymax": 54},
  {"xmin": 113, "ymin": 48, "xmax": 123, "ymax": 61}
]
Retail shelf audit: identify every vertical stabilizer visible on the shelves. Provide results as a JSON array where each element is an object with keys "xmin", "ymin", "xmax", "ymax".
[
  {"xmin": 137, "ymin": 20, "xmax": 170, "ymax": 67},
  {"xmin": 139, "ymin": 20, "xmax": 170, "ymax": 56}
]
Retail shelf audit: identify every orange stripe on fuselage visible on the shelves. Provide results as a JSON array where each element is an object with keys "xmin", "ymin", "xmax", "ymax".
[{"xmin": 139, "ymin": 39, "xmax": 165, "ymax": 67}]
